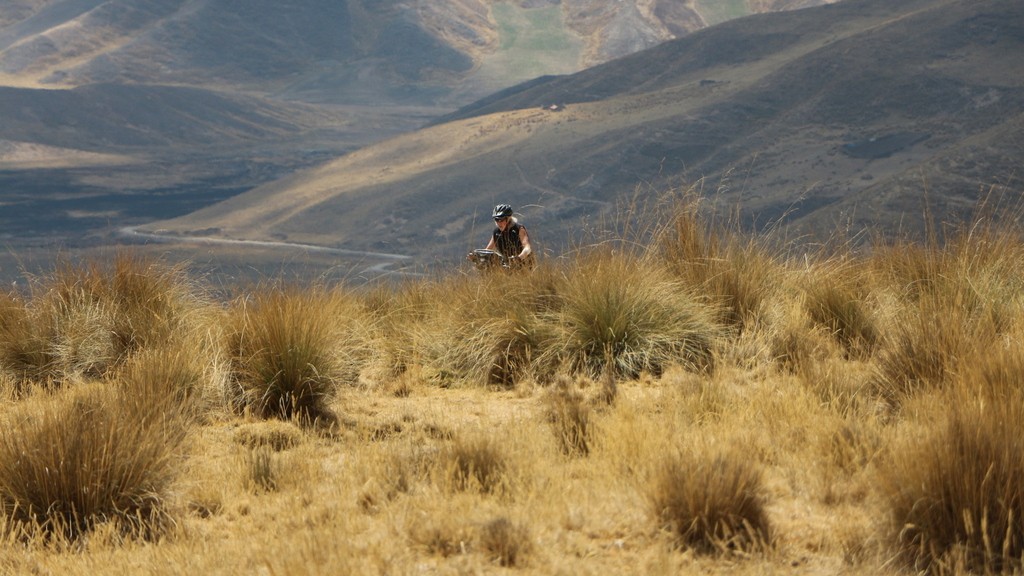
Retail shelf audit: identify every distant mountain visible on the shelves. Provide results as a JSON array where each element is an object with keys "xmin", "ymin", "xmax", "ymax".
[
  {"xmin": 1, "ymin": 1, "xmax": 837, "ymax": 106},
  {"xmin": 144, "ymin": 0, "xmax": 1024, "ymax": 260}
]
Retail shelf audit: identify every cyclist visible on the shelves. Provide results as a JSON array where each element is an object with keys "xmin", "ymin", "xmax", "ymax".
[{"xmin": 469, "ymin": 204, "xmax": 534, "ymax": 269}]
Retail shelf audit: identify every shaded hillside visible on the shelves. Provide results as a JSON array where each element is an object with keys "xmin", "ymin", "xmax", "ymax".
[
  {"xmin": 0, "ymin": 81, "xmax": 393, "ymax": 249},
  {"xmin": 145, "ymin": 0, "xmax": 1024, "ymax": 261},
  {"xmin": 0, "ymin": 83, "xmax": 357, "ymax": 151}
]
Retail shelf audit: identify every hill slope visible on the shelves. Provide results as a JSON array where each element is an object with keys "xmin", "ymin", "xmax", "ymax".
[{"xmin": 145, "ymin": 0, "xmax": 1024, "ymax": 260}]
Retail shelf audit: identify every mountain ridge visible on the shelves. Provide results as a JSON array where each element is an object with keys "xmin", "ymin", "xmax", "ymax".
[{"xmin": 1, "ymin": 1, "xmax": 836, "ymax": 106}]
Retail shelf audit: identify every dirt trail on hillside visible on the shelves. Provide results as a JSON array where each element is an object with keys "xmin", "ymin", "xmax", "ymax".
[{"xmin": 118, "ymin": 226, "xmax": 416, "ymax": 277}]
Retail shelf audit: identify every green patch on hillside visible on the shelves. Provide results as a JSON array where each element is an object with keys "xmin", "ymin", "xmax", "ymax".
[
  {"xmin": 485, "ymin": 3, "xmax": 582, "ymax": 80},
  {"xmin": 695, "ymin": 0, "xmax": 751, "ymax": 25}
]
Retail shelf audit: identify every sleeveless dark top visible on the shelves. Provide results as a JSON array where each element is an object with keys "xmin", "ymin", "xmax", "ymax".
[{"xmin": 492, "ymin": 221, "xmax": 524, "ymax": 258}]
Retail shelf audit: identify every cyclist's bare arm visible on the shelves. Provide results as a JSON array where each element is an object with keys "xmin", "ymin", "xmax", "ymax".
[{"xmin": 517, "ymin": 227, "xmax": 532, "ymax": 258}]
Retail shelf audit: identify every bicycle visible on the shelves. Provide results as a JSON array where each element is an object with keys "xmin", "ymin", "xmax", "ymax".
[{"xmin": 468, "ymin": 249, "xmax": 511, "ymax": 272}]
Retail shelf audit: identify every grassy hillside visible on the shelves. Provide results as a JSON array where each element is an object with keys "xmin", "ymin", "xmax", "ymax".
[
  {"xmin": 695, "ymin": 0, "xmax": 751, "ymax": 25},
  {"xmin": 480, "ymin": 3, "xmax": 582, "ymax": 80},
  {"xmin": 1, "ymin": 0, "xmax": 821, "ymax": 105},
  {"xmin": 3, "ymin": 194, "xmax": 1024, "ymax": 574}
]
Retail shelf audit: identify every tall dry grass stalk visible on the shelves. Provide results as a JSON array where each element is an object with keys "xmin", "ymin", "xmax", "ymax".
[
  {"xmin": 477, "ymin": 516, "xmax": 533, "ymax": 567},
  {"xmin": 655, "ymin": 195, "xmax": 788, "ymax": 333},
  {"xmin": 873, "ymin": 289, "xmax": 995, "ymax": 407},
  {"xmin": 428, "ymin": 269, "xmax": 562, "ymax": 388},
  {"xmin": 544, "ymin": 375, "xmax": 593, "ymax": 457},
  {"xmin": 803, "ymin": 259, "xmax": 879, "ymax": 359},
  {"xmin": 0, "ymin": 290, "xmax": 59, "ymax": 385},
  {"xmin": 104, "ymin": 253, "xmax": 209, "ymax": 354},
  {"xmin": 437, "ymin": 433, "xmax": 512, "ymax": 495},
  {"xmin": 869, "ymin": 220, "xmax": 1024, "ymax": 408},
  {"xmin": 359, "ymin": 279, "xmax": 434, "ymax": 384},
  {"xmin": 116, "ymin": 342, "xmax": 224, "ymax": 424}
]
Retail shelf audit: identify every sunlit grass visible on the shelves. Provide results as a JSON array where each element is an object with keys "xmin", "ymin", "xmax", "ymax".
[
  {"xmin": 648, "ymin": 446, "xmax": 773, "ymax": 555},
  {"xmin": 882, "ymin": 359, "xmax": 1024, "ymax": 573},
  {"xmin": 225, "ymin": 284, "xmax": 364, "ymax": 423},
  {"xmin": 2, "ymin": 195, "xmax": 1024, "ymax": 573},
  {"xmin": 557, "ymin": 250, "xmax": 722, "ymax": 378},
  {"xmin": 0, "ymin": 382, "xmax": 190, "ymax": 541}
]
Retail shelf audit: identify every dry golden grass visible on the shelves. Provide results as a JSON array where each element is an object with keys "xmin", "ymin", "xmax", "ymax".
[
  {"xmin": 0, "ymin": 381, "xmax": 190, "ymax": 542},
  {"xmin": 0, "ymin": 253, "xmax": 212, "ymax": 387},
  {"xmin": 224, "ymin": 283, "xmax": 366, "ymax": 423},
  {"xmin": 4, "ymin": 199, "xmax": 1024, "ymax": 574},
  {"xmin": 648, "ymin": 444, "xmax": 772, "ymax": 555},
  {"xmin": 880, "ymin": 346, "xmax": 1024, "ymax": 574}
]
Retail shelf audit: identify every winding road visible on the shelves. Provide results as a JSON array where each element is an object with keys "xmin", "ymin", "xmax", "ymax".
[{"xmin": 117, "ymin": 226, "xmax": 416, "ymax": 277}]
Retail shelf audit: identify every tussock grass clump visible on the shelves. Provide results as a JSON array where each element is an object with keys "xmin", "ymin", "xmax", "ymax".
[
  {"xmin": 0, "ymin": 254, "xmax": 209, "ymax": 386},
  {"xmin": 882, "ymin": 348, "xmax": 1024, "ymax": 574},
  {"xmin": 803, "ymin": 262, "xmax": 879, "ymax": 358},
  {"xmin": 409, "ymin": 514, "xmax": 476, "ymax": 558},
  {"xmin": 657, "ymin": 199, "xmax": 785, "ymax": 332},
  {"xmin": 557, "ymin": 251, "xmax": 721, "ymax": 378},
  {"xmin": 243, "ymin": 446, "xmax": 280, "ymax": 493},
  {"xmin": 0, "ymin": 291, "xmax": 61, "ymax": 385},
  {"xmin": 544, "ymin": 375, "xmax": 593, "ymax": 457},
  {"xmin": 696, "ymin": 243, "xmax": 783, "ymax": 332},
  {"xmin": 482, "ymin": 303, "xmax": 554, "ymax": 389},
  {"xmin": 823, "ymin": 416, "xmax": 880, "ymax": 475},
  {"xmin": 226, "ymin": 285, "xmax": 361, "ymax": 423},
  {"xmin": 359, "ymin": 280, "xmax": 434, "ymax": 383},
  {"xmin": 479, "ymin": 516, "xmax": 533, "ymax": 567},
  {"xmin": 104, "ymin": 253, "xmax": 208, "ymax": 355},
  {"xmin": 1, "ymin": 280, "xmax": 116, "ymax": 384},
  {"xmin": 408, "ymin": 513, "xmax": 532, "ymax": 566},
  {"xmin": 438, "ymin": 434, "xmax": 511, "ymax": 495},
  {"xmin": 406, "ymin": 509, "xmax": 533, "ymax": 566},
  {"xmin": 482, "ymin": 313, "xmax": 558, "ymax": 389},
  {"xmin": 884, "ymin": 406, "xmax": 1024, "ymax": 573},
  {"xmin": 649, "ymin": 447, "xmax": 772, "ymax": 555},
  {"xmin": 871, "ymin": 222, "xmax": 1024, "ymax": 406},
  {"xmin": 240, "ymin": 444, "xmax": 321, "ymax": 495},
  {"xmin": 873, "ymin": 289, "xmax": 996, "ymax": 408},
  {"xmin": 408, "ymin": 272, "xmax": 558, "ymax": 389},
  {"xmin": 0, "ymin": 383, "xmax": 189, "ymax": 541},
  {"xmin": 117, "ymin": 343, "xmax": 220, "ymax": 424},
  {"xmin": 356, "ymin": 445, "xmax": 437, "ymax": 513},
  {"xmin": 233, "ymin": 421, "xmax": 304, "ymax": 451}
]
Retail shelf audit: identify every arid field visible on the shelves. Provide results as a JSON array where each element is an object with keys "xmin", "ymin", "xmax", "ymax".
[{"xmin": 1, "ymin": 193, "xmax": 1023, "ymax": 575}]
